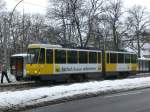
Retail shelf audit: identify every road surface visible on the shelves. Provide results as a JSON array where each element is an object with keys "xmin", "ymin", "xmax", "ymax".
[{"xmin": 22, "ymin": 87, "xmax": 150, "ymax": 112}]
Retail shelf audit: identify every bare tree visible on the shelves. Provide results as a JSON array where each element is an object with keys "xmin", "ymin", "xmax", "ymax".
[
  {"xmin": 83, "ymin": 0, "xmax": 105, "ymax": 47},
  {"xmin": 29, "ymin": 14, "xmax": 46, "ymax": 42},
  {"xmin": 47, "ymin": 0, "xmax": 86, "ymax": 47},
  {"xmin": 103, "ymin": 0, "xmax": 124, "ymax": 50},
  {"xmin": 0, "ymin": 0, "xmax": 6, "ymax": 61},
  {"xmin": 47, "ymin": 0, "xmax": 107, "ymax": 48},
  {"xmin": 125, "ymin": 5, "xmax": 150, "ymax": 57}
]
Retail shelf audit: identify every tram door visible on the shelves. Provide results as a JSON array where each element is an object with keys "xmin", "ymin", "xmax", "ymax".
[
  {"xmin": 38, "ymin": 48, "xmax": 46, "ymax": 75},
  {"xmin": 149, "ymin": 61, "xmax": 150, "ymax": 72},
  {"xmin": 10, "ymin": 57, "xmax": 24, "ymax": 80}
]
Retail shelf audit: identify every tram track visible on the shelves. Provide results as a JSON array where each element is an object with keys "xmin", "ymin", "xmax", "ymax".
[
  {"xmin": 0, "ymin": 79, "xmax": 98, "ymax": 92},
  {"xmin": 0, "ymin": 80, "xmax": 86, "ymax": 92},
  {"xmin": 0, "ymin": 81, "xmax": 53, "ymax": 92},
  {"xmin": 0, "ymin": 73, "xmax": 149, "ymax": 92}
]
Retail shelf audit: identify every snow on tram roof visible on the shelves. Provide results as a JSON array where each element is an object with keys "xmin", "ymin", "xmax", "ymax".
[
  {"xmin": 11, "ymin": 53, "xmax": 28, "ymax": 57},
  {"xmin": 28, "ymin": 44, "xmax": 62, "ymax": 48},
  {"xmin": 138, "ymin": 57, "xmax": 150, "ymax": 61}
]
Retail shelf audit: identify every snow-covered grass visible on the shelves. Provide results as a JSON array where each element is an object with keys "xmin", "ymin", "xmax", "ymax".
[{"xmin": 1, "ymin": 77, "xmax": 150, "ymax": 111}]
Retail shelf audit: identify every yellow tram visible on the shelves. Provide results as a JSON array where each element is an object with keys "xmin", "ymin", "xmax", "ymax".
[{"xmin": 26, "ymin": 44, "xmax": 138, "ymax": 80}]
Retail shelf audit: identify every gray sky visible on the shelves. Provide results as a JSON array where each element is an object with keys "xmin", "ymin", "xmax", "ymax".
[{"xmin": 5, "ymin": 0, "xmax": 150, "ymax": 14}]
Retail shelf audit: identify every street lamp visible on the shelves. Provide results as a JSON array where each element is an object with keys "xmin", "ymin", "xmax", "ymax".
[
  {"xmin": 9, "ymin": 0, "xmax": 24, "ymax": 25},
  {"xmin": 3, "ymin": 0, "xmax": 24, "ymax": 67}
]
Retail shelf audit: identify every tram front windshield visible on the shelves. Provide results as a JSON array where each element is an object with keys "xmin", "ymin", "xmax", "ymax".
[{"xmin": 27, "ymin": 48, "xmax": 40, "ymax": 64}]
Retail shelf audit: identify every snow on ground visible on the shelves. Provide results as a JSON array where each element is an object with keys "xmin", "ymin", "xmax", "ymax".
[{"xmin": 1, "ymin": 77, "xmax": 150, "ymax": 110}]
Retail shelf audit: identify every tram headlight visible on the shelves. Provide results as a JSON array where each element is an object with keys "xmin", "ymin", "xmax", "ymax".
[{"xmin": 27, "ymin": 71, "xmax": 29, "ymax": 74}]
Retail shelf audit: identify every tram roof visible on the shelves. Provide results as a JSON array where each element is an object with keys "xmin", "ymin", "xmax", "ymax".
[
  {"xmin": 28, "ymin": 44, "xmax": 62, "ymax": 48},
  {"xmin": 11, "ymin": 53, "xmax": 28, "ymax": 57},
  {"xmin": 27, "ymin": 44, "xmax": 136, "ymax": 54},
  {"xmin": 106, "ymin": 51, "xmax": 136, "ymax": 54},
  {"xmin": 138, "ymin": 58, "xmax": 150, "ymax": 61}
]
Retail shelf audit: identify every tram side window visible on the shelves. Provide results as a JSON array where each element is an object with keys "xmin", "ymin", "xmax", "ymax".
[
  {"xmin": 145, "ymin": 61, "xmax": 148, "ymax": 70},
  {"xmin": 149, "ymin": 61, "xmax": 150, "ymax": 71},
  {"xmin": 142, "ymin": 60, "xmax": 144, "ymax": 70},
  {"xmin": 98, "ymin": 52, "xmax": 101, "ymax": 63},
  {"xmin": 110, "ymin": 53, "xmax": 117, "ymax": 63},
  {"xmin": 118, "ymin": 53, "xmax": 124, "ymax": 63},
  {"xmin": 125, "ymin": 54, "xmax": 130, "ymax": 63},
  {"xmin": 89, "ymin": 52, "xmax": 97, "ymax": 63},
  {"xmin": 68, "ymin": 50, "xmax": 77, "ymax": 63},
  {"xmin": 55, "ymin": 50, "xmax": 66, "ymax": 63},
  {"xmin": 39, "ymin": 48, "xmax": 45, "ymax": 64},
  {"xmin": 131, "ymin": 54, "xmax": 137, "ymax": 63},
  {"xmin": 143, "ymin": 60, "xmax": 146, "ymax": 70},
  {"xmin": 79, "ymin": 51, "xmax": 88, "ymax": 63},
  {"xmin": 27, "ymin": 48, "xmax": 40, "ymax": 64},
  {"xmin": 107, "ymin": 53, "xmax": 110, "ymax": 63},
  {"xmin": 46, "ymin": 49, "xmax": 53, "ymax": 64},
  {"xmin": 138, "ymin": 60, "xmax": 140, "ymax": 70}
]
